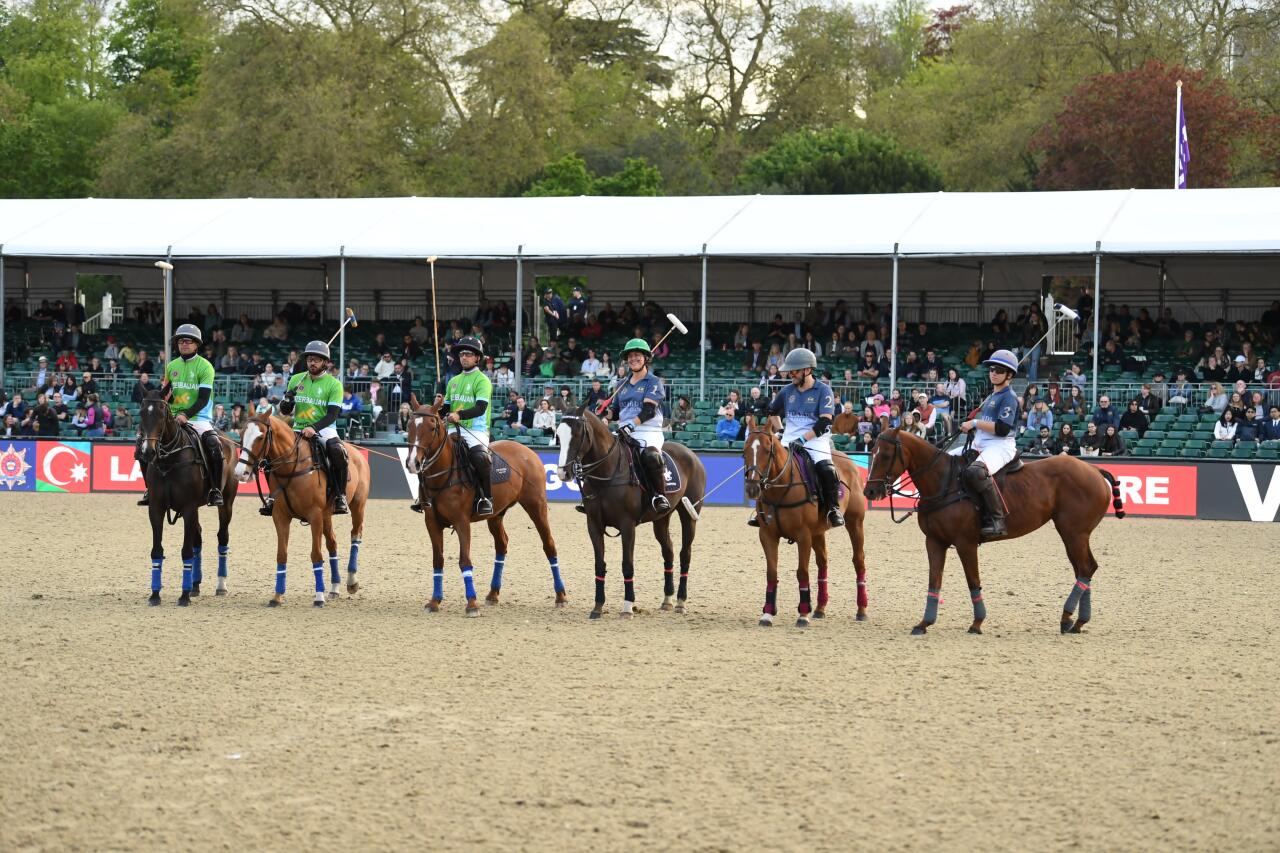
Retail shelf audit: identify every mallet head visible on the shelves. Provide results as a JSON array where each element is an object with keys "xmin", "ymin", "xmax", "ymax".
[
  {"xmin": 345, "ymin": 307, "xmax": 358, "ymax": 329},
  {"xmin": 666, "ymin": 313, "xmax": 689, "ymax": 334},
  {"xmin": 154, "ymin": 261, "xmax": 174, "ymax": 271}
]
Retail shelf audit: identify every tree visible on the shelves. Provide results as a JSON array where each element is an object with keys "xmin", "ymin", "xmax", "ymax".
[
  {"xmin": 737, "ymin": 126, "xmax": 943, "ymax": 194},
  {"xmin": 522, "ymin": 154, "xmax": 664, "ymax": 196},
  {"xmin": 1032, "ymin": 60, "xmax": 1259, "ymax": 189},
  {"xmin": 107, "ymin": 0, "xmax": 214, "ymax": 92}
]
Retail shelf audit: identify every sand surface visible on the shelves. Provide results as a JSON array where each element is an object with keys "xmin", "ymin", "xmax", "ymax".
[{"xmin": 1, "ymin": 494, "xmax": 1276, "ymax": 852}]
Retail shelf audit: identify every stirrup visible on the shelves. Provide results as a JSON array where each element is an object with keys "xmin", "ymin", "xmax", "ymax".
[
  {"xmin": 746, "ymin": 513, "xmax": 760, "ymax": 527},
  {"xmin": 410, "ymin": 502, "xmax": 424, "ymax": 513},
  {"xmin": 475, "ymin": 497, "xmax": 494, "ymax": 516},
  {"xmin": 259, "ymin": 499, "xmax": 275, "ymax": 516},
  {"xmin": 574, "ymin": 504, "xmax": 587, "ymax": 514},
  {"xmin": 333, "ymin": 495, "xmax": 349, "ymax": 515},
  {"xmin": 137, "ymin": 490, "xmax": 150, "ymax": 506},
  {"xmin": 826, "ymin": 509, "xmax": 845, "ymax": 527},
  {"xmin": 981, "ymin": 517, "xmax": 1008, "ymax": 538},
  {"xmin": 651, "ymin": 494, "xmax": 671, "ymax": 512},
  {"xmin": 207, "ymin": 489, "xmax": 224, "ymax": 507}
]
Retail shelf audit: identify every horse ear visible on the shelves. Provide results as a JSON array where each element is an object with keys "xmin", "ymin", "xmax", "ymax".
[
  {"xmin": 745, "ymin": 414, "xmax": 756, "ymax": 430},
  {"xmin": 574, "ymin": 400, "xmax": 587, "ymax": 416},
  {"xmin": 410, "ymin": 393, "xmax": 420, "ymax": 410}
]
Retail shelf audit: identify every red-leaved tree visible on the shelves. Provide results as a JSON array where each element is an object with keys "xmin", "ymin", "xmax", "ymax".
[{"xmin": 1032, "ymin": 61, "xmax": 1258, "ymax": 190}]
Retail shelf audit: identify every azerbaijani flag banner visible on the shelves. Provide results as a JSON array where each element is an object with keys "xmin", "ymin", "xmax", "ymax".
[
  {"xmin": 36, "ymin": 441, "xmax": 92, "ymax": 493},
  {"xmin": 1175, "ymin": 80, "xmax": 1190, "ymax": 189}
]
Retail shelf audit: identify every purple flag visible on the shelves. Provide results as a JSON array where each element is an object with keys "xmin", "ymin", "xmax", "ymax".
[{"xmin": 1175, "ymin": 82, "xmax": 1190, "ymax": 189}]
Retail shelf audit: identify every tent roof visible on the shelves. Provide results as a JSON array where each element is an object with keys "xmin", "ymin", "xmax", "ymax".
[{"xmin": 2, "ymin": 188, "xmax": 1278, "ymax": 260}]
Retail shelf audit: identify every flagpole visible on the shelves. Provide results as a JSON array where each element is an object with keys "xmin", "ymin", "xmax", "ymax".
[{"xmin": 1174, "ymin": 80, "xmax": 1183, "ymax": 189}]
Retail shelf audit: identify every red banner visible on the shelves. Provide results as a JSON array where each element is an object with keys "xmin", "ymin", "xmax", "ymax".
[
  {"xmin": 36, "ymin": 441, "xmax": 91, "ymax": 493},
  {"xmin": 91, "ymin": 444, "xmax": 145, "ymax": 491},
  {"xmin": 1104, "ymin": 463, "xmax": 1197, "ymax": 516}
]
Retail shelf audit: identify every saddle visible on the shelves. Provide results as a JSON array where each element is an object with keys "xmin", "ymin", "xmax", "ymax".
[
  {"xmin": 619, "ymin": 435, "xmax": 681, "ymax": 494},
  {"xmin": 447, "ymin": 434, "xmax": 513, "ymax": 487},
  {"xmin": 957, "ymin": 448, "xmax": 1024, "ymax": 507},
  {"xmin": 790, "ymin": 449, "xmax": 846, "ymax": 514}
]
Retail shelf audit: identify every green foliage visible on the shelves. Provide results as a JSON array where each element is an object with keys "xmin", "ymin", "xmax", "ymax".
[
  {"xmin": 108, "ymin": 0, "xmax": 214, "ymax": 93},
  {"xmin": 523, "ymin": 154, "xmax": 664, "ymax": 197},
  {"xmin": 738, "ymin": 127, "xmax": 943, "ymax": 194}
]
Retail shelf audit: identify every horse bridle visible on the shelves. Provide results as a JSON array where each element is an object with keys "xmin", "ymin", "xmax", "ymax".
[
  {"xmin": 139, "ymin": 407, "xmax": 196, "ymax": 469},
  {"xmin": 866, "ymin": 431, "xmax": 960, "ymax": 523},
  {"xmin": 405, "ymin": 412, "xmax": 454, "ymax": 480},
  {"xmin": 238, "ymin": 417, "xmax": 308, "ymax": 476},
  {"xmin": 561, "ymin": 414, "xmax": 625, "ymax": 483},
  {"xmin": 742, "ymin": 429, "xmax": 800, "ymax": 496}
]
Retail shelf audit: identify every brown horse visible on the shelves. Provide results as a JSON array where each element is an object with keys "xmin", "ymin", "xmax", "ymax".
[
  {"xmin": 742, "ymin": 417, "xmax": 870, "ymax": 627},
  {"xmin": 232, "ymin": 413, "xmax": 370, "ymax": 607},
  {"xmin": 556, "ymin": 408, "xmax": 706, "ymax": 619},
  {"xmin": 138, "ymin": 395, "xmax": 240, "ymax": 605},
  {"xmin": 405, "ymin": 405, "xmax": 565, "ymax": 616},
  {"xmin": 862, "ymin": 428, "xmax": 1125, "ymax": 634}
]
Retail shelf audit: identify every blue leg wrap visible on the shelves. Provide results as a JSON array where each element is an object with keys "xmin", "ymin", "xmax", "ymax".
[
  {"xmin": 1079, "ymin": 581, "xmax": 1093, "ymax": 622},
  {"xmin": 151, "ymin": 559, "xmax": 163, "ymax": 592},
  {"xmin": 275, "ymin": 562, "xmax": 287, "ymax": 596},
  {"xmin": 923, "ymin": 587, "xmax": 941, "ymax": 623},
  {"xmin": 348, "ymin": 539, "xmax": 361, "ymax": 574},
  {"xmin": 313, "ymin": 562, "xmax": 325, "ymax": 593},
  {"xmin": 181, "ymin": 561, "xmax": 193, "ymax": 592},
  {"xmin": 461, "ymin": 566, "xmax": 477, "ymax": 601},
  {"xmin": 549, "ymin": 556, "xmax": 564, "ymax": 593},
  {"xmin": 217, "ymin": 545, "xmax": 229, "ymax": 578},
  {"xmin": 192, "ymin": 548, "xmax": 202, "ymax": 585},
  {"xmin": 432, "ymin": 568, "xmax": 444, "ymax": 601},
  {"xmin": 1064, "ymin": 576, "xmax": 1089, "ymax": 615},
  {"xmin": 329, "ymin": 554, "xmax": 340, "ymax": 585},
  {"xmin": 970, "ymin": 586, "xmax": 987, "ymax": 621},
  {"xmin": 491, "ymin": 554, "xmax": 506, "ymax": 592}
]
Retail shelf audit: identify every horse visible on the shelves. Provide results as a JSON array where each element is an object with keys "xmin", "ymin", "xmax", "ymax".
[
  {"xmin": 137, "ymin": 394, "xmax": 239, "ymax": 606},
  {"xmin": 404, "ymin": 404, "xmax": 565, "ymax": 616},
  {"xmin": 742, "ymin": 417, "xmax": 870, "ymax": 627},
  {"xmin": 862, "ymin": 428, "xmax": 1125, "ymax": 634},
  {"xmin": 556, "ymin": 408, "xmax": 706, "ymax": 619},
  {"xmin": 232, "ymin": 413, "xmax": 370, "ymax": 607}
]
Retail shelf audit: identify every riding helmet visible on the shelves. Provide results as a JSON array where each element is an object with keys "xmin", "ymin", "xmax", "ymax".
[
  {"xmin": 781, "ymin": 348, "xmax": 817, "ymax": 372},
  {"xmin": 173, "ymin": 323, "xmax": 203, "ymax": 345},
  {"xmin": 304, "ymin": 340, "xmax": 331, "ymax": 360},
  {"xmin": 984, "ymin": 348, "xmax": 1019, "ymax": 373},
  {"xmin": 620, "ymin": 338, "xmax": 652, "ymax": 360},
  {"xmin": 451, "ymin": 335, "xmax": 484, "ymax": 358}
]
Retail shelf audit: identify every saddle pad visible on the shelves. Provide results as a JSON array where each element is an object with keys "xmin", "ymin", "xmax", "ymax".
[
  {"xmin": 491, "ymin": 449, "xmax": 513, "ymax": 486},
  {"xmin": 661, "ymin": 451, "xmax": 681, "ymax": 494}
]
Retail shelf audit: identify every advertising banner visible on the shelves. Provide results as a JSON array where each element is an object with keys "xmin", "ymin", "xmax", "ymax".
[
  {"xmin": 92, "ymin": 443, "xmax": 145, "ymax": 491},
  {"xmin": 1196, "ymin": 462, "xmax": 1280, "ymax": 523},
  {"xmin": 35, "ymin": 441, "xmax": 91, "ymax": 493},
  {"xmin": 0, "ymin": 441, "xmax": 36, "ymax": 492}
]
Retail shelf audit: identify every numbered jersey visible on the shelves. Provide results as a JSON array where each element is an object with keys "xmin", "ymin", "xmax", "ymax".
[
  {"xmin": 286, "ymin": 371, "xmax": 344, "ymax": 428},
  {"xmin": 974, "ymin": 385, "xmax": 1020, "ymax": 449}
]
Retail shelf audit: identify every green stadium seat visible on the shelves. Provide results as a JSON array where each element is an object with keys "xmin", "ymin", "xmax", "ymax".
[
  {"xmin": 710, "ymin": 440, "xmax": 730, "ymax": 450},
  {"xmin": 1166, "ymin": 430, "xmax": 1191, "ymax": 441},
  {"xmin": 1207, "ymin": 448, "xmax": 1229, "ymax": 458},
  {"xmin": 1178, "ymin": 447, "xmax": 1201, "ymax": 458},
  {"xmin": 1257, "ymin": 447, "xmax": 1278, "ymax": 460},
  {"xmin": 1155, "ymin": 446, "xmax": 1179, "ymax": 457},
  {"xmin": 1231, "ymin": 444, "xmax": 1257, "ymax": 459},
  {"xmin": 1199, "ymin": 412, "xmax": 1220, "ymax": 424},
  {"xmin": 1131, "ymin": 445, "xmax": 1153, "ymax": 457},
  {"xmin": 1210, "ymin": 440, "xmax": 1234, "ymax": 450},
  {"xmin": 1183, "ymin": 439, "xmax": 1207, "ymax": 451},
  {"xmin": 1120, "ymin": 429, "xmax": 1139, "ymax": 442}
]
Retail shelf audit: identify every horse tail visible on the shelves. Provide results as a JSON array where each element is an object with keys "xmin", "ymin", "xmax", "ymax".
[{"xmin": 1098, "ymin": 468, "xmax": 1126, "ymax": 519}]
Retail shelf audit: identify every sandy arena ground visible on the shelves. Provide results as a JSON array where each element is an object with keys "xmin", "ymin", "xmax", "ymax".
[{"xmin": 1, "ymin": 493, "xmax": 1277, "ymax": 851}]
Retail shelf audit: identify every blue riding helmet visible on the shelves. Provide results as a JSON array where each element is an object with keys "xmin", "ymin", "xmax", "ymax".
[{"xmin": 984, "ymin": 348, "xmax": 1019, "ymax": 373}]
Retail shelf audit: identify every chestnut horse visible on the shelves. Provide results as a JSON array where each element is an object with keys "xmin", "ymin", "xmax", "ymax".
[
  {"xmin": 556, "ymin": 408, "xmax": 706, "ymax": 619},
  {"xmin": 862, "ymin": 428, "xmax": 1125, "ymax": 634},
  {"xmin": 742, "ymin": 417, "xmax": 869, "ymax": 627},
  {"xmin": 138, "ymin": 394, "xmax": 239, "ymax": 606},
  {"xmin": 232, "ymin": 413, "xmax": 370, "ymax": 607},
  {"xmin": 405, "ymin": 405, "xmax": 565, "ymax": 616}
]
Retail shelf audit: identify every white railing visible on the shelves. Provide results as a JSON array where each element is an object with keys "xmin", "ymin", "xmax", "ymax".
[{"xmin": 82, "ymin": 306, "xmax": 124, "ymax": 335}]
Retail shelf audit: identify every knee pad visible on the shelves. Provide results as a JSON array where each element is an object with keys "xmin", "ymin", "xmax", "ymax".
[
  {"xmin": 961, "ymin": 462, "xmax": 989, "ymax": 487},
  {"xmin": 326, "ymin": 438, "xmax": 346, "ymax": 463}
]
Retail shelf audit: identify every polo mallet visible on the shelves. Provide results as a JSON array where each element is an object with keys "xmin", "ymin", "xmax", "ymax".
[
  {"xmin": 156, "ymin": 260, "xmax": 173, "ymax": 369},
  {"xmin": 595, "ymin": 313, "xmax": 689, "ymax": 415},
  {"xmin": 427, "ymin": 256, "xmax": 442, "ymax": 395},
  {"xmin": 325, "ymin": 307, "xmax": 358, "ymax": 348},
  {"xmin": 1015, "ymin": 303, "xmax": 1078, "ymax": 369}
]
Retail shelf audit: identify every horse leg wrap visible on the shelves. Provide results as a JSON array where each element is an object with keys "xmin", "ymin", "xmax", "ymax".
[
  {"xmin": 348, "ymin": 539, "xmax": 361, "ymax": 574},
  {"xmin": 923, "ymin": 587, "xmax": 942, "ymax": 623},
  {"xmin": 432, "ymin": 568, "xmax": 444, "ymax": 602},
  {"xmin": 622, "ymin": 574, "xmax": 635, "ymax": 603},
  {"xmin": 181, "ymin": 560, "xmax": 193, "ymax": 592},
  {"xmin": 548, "ymin": 556, "xmax": 564, "ymax": 594},
  {"xmin": 817, "ymin": 575, "xmax": 829, "ymax": 609},
  {"xmin": 151, "ymin": 558, "xmax": 163, "ymax": 592},
  {"xmin": 275, "ymin": 563, "xmax": 287, "ymax": 596},
  {"xmin": 192, "ymin": 548, "xmax": 202, "ymax": 586},
  {"xmin": 663, "ymin": 567, "xmax": 675, "ymax": 597},
  {"xmin": 856, "ymin": 577, "xmax": 869, "ymax": 610},
  {"xmin": 492, "ymin": 554, "xmax": 506, "ymax": 592},
  {"xmin": 764, "ymin": 581, "xmax": 778, "ymax": 616},
  {"xmin": 594, "ymin": 574, "xmax": 606, "ymax": 605},
  {"xmin": 328, "ymin": 554, "xmax": 340, "ymax": 585},
  {"xmin": 678, "ymin": 570, "xmax": 689, "ymax": 600},
  {"xmin": 313, "ymin": 563, "xmax": 326, "ymax": 593},
  {"xmin": 969, "ymin": 585, "xmax": 987, "ymax": 621},
  {"xmin": 461, "ymin": 566, "xmax": 477, "ymax": 601},
  {"xmin": 1064, "ymin": 577, "xmax": 1090, "ymax": 615},
  {"xmin": 798, "ymin": 586, "xmax": 812, "ymax": 616},
  {"xmin": 1079, "ymin": 582, "xmax": 1093, "ymax": 622},
  {"xmin": 217, "ymin": 545, "xmax": 229, "ymax": 578}
]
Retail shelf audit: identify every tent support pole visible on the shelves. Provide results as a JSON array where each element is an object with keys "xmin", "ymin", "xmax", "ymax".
[
  {"xmin": 514, "ymin": 248, "xmax": 523, "ymax": 395},
  {"xmin": 1158, "ymin": 260, "xmax": 1166, "ymax": 315},
  {"xmin": 889, "ymin": 245, "xmax": 900, "ymax": 397},
  {"xmin": 163, "ymin": 246, "xmax": 173, "ymax": 372},
  {"xmin": 638, "ymin": 262, "xmax": 645, "ymax": 306},
  {"xmin": 338, "ymin": 248, "xmax": 346, "ymax": 382},
  {"xmin": 0, "ymin": 245, "xmax": 5, "ymax": 391},
  {"xmin": 977, "ymin": 261, "xmax": 985, "ymax": 325},
  {"xmin": 1092, "ymin": 243, "xmax": 1102, "ymax": 407},
  {"xmin": 699, "ymin": 246, "xmax": 708, "ymax": 402},
  {"xmin": 805, "ymin": 262, "xmax": 812, "ymax": 308}
]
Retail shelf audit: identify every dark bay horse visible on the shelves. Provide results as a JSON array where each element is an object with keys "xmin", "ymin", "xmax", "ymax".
[
  {"xmin": 863, "ymin": 428, "xmax": 1125, "ymax": 634},
  {"xmin": 233, "ymin": 414, "xmax": 369, "ymax": 607},
  {"xmin": 742, "ymin": 417, "xmax": 869, "ymax": 627},
  {"xmin": 556, "ymin": 409, "xmax": 706, "ymax": 619},
  {"xmin": 405, "ymin": 405, "xmax": 565, "ymax": 616},
  {"xmin": 138, "ymin": 395, "xmax": 239, "ymax": 606}
]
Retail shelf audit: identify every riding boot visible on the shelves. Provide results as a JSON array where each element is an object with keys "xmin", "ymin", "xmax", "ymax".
[
  {"xmin": 747, "ymin": 510, "xmax": 760, "ymax": 527},
  {"xmin": 327, "ymin": 439, "xmax": 349, "ymax": 515},
  {"xmin": 964, "ymin": 463, "xmax": 1007, "ymax": 538},
  {"xmin": 816, "ymin": 460, "xmax": 845, "ymax": 527},
  {"xmin": 468, "ymin": 446, "xmax": 494, "ymax": 516},
  {"xmin": 137, "ymin": 459, "xmax": 150, "ymax": 506},
  {"xmin": 641, "ymin": 448, "xmax": 671, "ymax": 512},
  {"xmin": 201, "ymin": 432, "xmax": 225, "ymax": 507}
]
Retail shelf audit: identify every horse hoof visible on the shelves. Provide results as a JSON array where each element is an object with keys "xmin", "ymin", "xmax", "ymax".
[
  {"xmin": 177, "ymin": 595, "xmax": 190, "ymax": 607},
  {"xmin": 327, "ymin": 590, "xmax": 340, "ymax": 600},
  {"xmin": 811, "ymin": 611, "xmax": 825, "ymax": 620},
  {"xmin": 659, "ymin": 601, "xmax": 673, "ymax": 612},
  {"xmin": 313, "ymin": 600, "xmax": 325, "ymax": 608},
  {"xmin": 855, "ymin": 612, "xmax": 868, "ymax": 622},
  {"xmin": 346, "ymin": 584, "xmax": 359, "ymax": 595},
  {"xmin": 968, "ymin": 625, "xmax": 983, "ymax": 635},
  {"xmin": 618, "ymin": 611, "xmax": 633, "ymax": 620},
  {"xmin": 267, "ymin": 599, "xmax": 281, "ymax": 608},
  {"xmin": 190, "ymin": 585, "xmax": 201, "ymax": 597},
  {"xmin": 465, "ymin": 606, "xmax": 480, "ymax": 618},
  {"xmin": 911, "ymin": 625, "xmax": 928, "ymax": 635},
  {"xmin": 674, "ymin": 602, "xmax": 687, "ymax": 615},
  {"xmin": 589, "ymin": 609, "xmax": 603, "ymax": 620},
  {"xmin": 554, "ymin": 599, "xmax": 567, "ymax": 609},
  {"xmin": 215, "ymin": 588, "xmax": 228, "ymax": 597},
  {"xmin": 147, "ymin": 594, "xmax": 160, "ymax": 607},
  {"xmin": 795, "ymin": 617, "xmax": 810, "ymax": 628},
  {"xmin": 425, "ymin": 600, "xmax": 441, "ymax": 612},
  {"xmin": 485, "ymin": 594, "xmax": 500, "ymax": 606}
]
